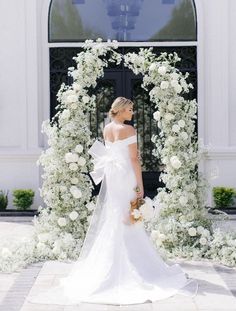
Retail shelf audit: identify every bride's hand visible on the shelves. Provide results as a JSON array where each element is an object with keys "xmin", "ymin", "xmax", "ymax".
[{"xmin": 136, "ymin": 188, "xmax": 144, "ymax": 199}]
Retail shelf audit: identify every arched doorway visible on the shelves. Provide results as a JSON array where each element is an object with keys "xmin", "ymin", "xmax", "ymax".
[{"xmin": 48, "ymin": 0, "xmax": 197, "ymax": 197}]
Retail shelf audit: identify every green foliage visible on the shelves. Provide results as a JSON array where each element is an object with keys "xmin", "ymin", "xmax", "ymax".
[
  {"xmin": 213, "ymin": 187, "xmax": 236, "ymax": 208},
  {"xmin": 13, "ymin": 189, "xmax": 35, "ymax": 210},
  {"xmin": 0, "ymin": 190, "xmax": 8, "ymax": 210}
]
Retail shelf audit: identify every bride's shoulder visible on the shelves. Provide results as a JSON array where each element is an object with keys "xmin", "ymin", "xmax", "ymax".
[{"xmin": 122, "ymin": 124, "xmax": 136, "ymax": 137}]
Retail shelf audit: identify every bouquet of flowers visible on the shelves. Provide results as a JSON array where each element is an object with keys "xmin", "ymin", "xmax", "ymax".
[{"xmin": 129, "ymin": 191, "xmax": 155, "ymax": 224}]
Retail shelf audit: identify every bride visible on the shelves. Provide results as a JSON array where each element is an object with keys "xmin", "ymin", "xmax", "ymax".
[{"xmin": 27, "ymin": 97, "xmax": 198, "ymax": 306}]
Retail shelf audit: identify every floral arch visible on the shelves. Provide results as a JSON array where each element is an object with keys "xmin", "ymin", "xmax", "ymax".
[{"xmin": 0, "ymin": 40, "xmax": 236, "ymax": 273}]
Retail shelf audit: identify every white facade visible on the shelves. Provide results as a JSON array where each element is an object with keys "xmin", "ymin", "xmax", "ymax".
[{"xmin": 0, "ymin": 0, "xmax": 235, "ymax": 208}]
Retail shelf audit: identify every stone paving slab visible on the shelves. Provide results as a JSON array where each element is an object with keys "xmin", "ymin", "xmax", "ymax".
[{"xmin": 0, "ymin": 218, "xmax": 236, "ymax": 311}]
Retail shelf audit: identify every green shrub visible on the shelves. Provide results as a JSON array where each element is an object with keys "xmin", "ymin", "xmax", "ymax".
[
  {"xmin": 12, "ymin": 189, "xmax": 34, "ymax": 210},
  {"xmin": 0, "ymin": 190, "xmax": 8, "ymax": 210},
  {"xmin": 213, "ymin": 187, "xmax": 236, "ymax": 208}
]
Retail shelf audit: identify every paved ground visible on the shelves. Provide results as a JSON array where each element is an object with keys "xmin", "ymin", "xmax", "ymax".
[{"xmin": 0, "ymin": 216, "xmax": 236, "ymax": 311}]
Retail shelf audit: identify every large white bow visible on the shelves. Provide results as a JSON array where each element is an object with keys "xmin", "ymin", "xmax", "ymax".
[{"xmin": 88, "ymin": 140, "xmax": 123, "ymax": 185}]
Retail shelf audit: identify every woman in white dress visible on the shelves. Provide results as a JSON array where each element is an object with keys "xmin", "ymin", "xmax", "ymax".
[{"xmin": 27, "ymin": 97, "xmax": 198, "ymax": 306}]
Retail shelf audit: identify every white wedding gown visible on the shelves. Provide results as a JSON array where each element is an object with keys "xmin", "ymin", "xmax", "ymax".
[{"xmin": 27, "ymin": 134, "xmax": 198, "ymax": 306}]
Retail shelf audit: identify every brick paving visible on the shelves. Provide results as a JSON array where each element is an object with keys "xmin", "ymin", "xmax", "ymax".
[{"xmin": 0, "ymin": 217, "xmax": 236, "ymax": 311}]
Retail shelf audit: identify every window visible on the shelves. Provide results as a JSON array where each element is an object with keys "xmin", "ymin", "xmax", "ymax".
[{"xmin": 49, "ymin": 0, "xmax": 197, "ymax": 42}]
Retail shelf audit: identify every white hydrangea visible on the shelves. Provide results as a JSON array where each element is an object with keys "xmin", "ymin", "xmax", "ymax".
[{"xmin": 199, "ymin": 237, "xmax": 208, "ymax": 246}]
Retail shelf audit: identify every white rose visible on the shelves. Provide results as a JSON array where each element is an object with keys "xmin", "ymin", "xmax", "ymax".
[
  {"xmin": 178, "ymin": 120, "xmax": 185, "ymax": 128},
  {"xmin": 168, "ymin": 102, "xmax": 175, "ymax": 111},
  {"xmin": 149, "ymin": 63, "xmax": 158, "ymax": 71},
  {"xmin": 132, "ymin": 209, "xmax": 141, "ymax": 219},
  {"xmin": 170, "ymin": 156, "xmax": 182, "ymax": 169},
  {"xmin": 202, "ymin": 229, "xmax": 210, "ymax": 237},
  {"xmin": 170, "ymin": 79, "xmax": 179, "ymax": 88},
  {"xmin": 75, "ymin": 144, "xmax": 83, "ymax": 153},
  {"xmin": 168, "ymin": 136, "xmax": 175, "ymax": 144},
  {"xmin": 60, "ymin": 109, "xmax": 70, "ymax": 120},
  {"xmin": 77, "ymin": 157, "xmax": 86, "ymax": 166},
  {"xmin": 199, "ymin": 237, "xmax": 207, "ymax": 245},
  {"xmin": 71, "ymin": 177, "xmax": 79, "ymax": 184},
  {"xmin": 172, "ymin": 124, "xmax": 180, "ymax": 133},
  {"xmin": 66, "ymin": 95, "xmax": 78, "ymax": 104},
  {"xmin": 179, "ymin": 196, "xmax": 188, "ymax": 206},
  {"xmin": 86, "ymin": 202, "xmax": 95, "ymax": 211},
  {"xmin": 153, "ymin": 111, "xmax": 160, "ymax": 121},
  {"xmin": 1, "ymin": 247, "xmax": 12, "ymax": 258},
  {"xmin": 170, "ymin": 72, "xmax": 179, "ymax": 80},
  {"xmin": 174, "ymin": 84, "xmax": 182, "ymax": 93},
  {"xmin": 82, "ymin": 96, "xmax": 90, "ymax": 104},
  {"xmin": 69, "ymin": 163, "xmax": 78, "ymax": 171},
  {"xmin": 165, "ymin": 113, "xmax": 174, "ymax": 122},
  {"xmin": 160, "ymin": 81, "xmax": 169, "ymax": 89},
  {"xmin": 180, "ymin": 132, "xmax": 188, "ymax": 140},
  {"xmin": 188, "ymin": 227, "xmax": 197, "ymax": 237},
  {"xmin": 70, "ymin": 186, "xmax": 82, "ymax": 199},
  {"xmin": 58, "ymin": 217, "xmax": 67, "ymax": 227},
  {"xmin": 65, "ymin": 152, "xmax": 79, "ymax": 163},
  {"xmin": 69, "ymin": 211, "xmax": 79, "ymax": 221},
  {"xmin": 197, "ymin": 226, "xmax": 204, "ymax": 234},
  {"xmin": 70, "ymin": 103, "xmax": 78, "ymax": 110},
  {"xmin": 158, "ymin": 66, "xmax": 167, "ymax": 75}
]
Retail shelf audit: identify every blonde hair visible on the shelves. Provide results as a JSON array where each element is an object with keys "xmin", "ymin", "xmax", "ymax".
[{"xmin": 109, "ymin": 97, "xmax": 134, "ymax": 118}]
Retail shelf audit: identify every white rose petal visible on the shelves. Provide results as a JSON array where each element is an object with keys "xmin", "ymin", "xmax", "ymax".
[
  {"xmin": 69, "ymin": 211, "xmax": 79, "ymax": 221},
  {"xmin": 69, "ymin": 163, "xmax": 78, "ymax": 171},
  {"xmin": 188, "ymin": 227, "xmax": 197, "ymax": 237},
  {"xmin": 170, "ymin": 79, "xmax": 179, "ymax": 88},
  {"xmin": 70, "ymin": 103, "xmax": 78, "ymax": 110},
  {"xmin": 160, "ymin": 81, "xmax": 169, "ymax": 90},
  {"xmin": 158, "ymin": 66, "xmax": 167, "ymax": 75},
  {"xmin": 78, "ymin": 157, "xmax": 86, "ymax": 166},
  {"xmin": 153, "ymin": 111, "xmax": 160, "ymax": 121},
  {"xmin": 174, "ymin": 84, "xmax": 182, "ymax": 94},
  {"xmin": 58, "ymin": 217, "xmax": 67, "ymax": 227},
  {"xmin": 75, "ymin": 144, "xmax": 83, "ymax": 153}
]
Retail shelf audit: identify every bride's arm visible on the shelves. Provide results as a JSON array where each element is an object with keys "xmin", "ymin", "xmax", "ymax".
[{"xmin": 129, "ymin": 143, "xmax": 144, "ymax": 198}]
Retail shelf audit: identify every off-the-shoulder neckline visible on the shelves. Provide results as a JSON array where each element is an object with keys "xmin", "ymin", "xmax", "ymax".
[{"xmin": 105, "ymin": 134, "xmax": 136, "ymax": 144}]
